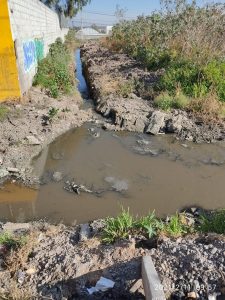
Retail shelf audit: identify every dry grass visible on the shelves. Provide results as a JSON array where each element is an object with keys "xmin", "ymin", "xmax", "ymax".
[
  {"xmin": 99, "ymin": 74, "xmax": 121, "ymax": 96},
  {"xmin": 5, "ymin": 231, "xmax": 38, "ymax": 276},
  {"xmin": 0, "ymin": 282, "xmax": 34, "ymax": 300},
  {"xmin": 189, "ymin": 92, "xmax": 224, "ymax": 122}
]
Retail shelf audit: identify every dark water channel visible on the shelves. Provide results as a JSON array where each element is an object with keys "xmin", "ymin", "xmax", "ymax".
[{"xmin": 1, "ymin": 50, "xmax": 225, "ymax": 224}]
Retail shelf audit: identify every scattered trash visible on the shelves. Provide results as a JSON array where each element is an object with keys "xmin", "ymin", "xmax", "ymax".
[
  {"xmin": 64, "ymin": 181, "xmax": 93, "ymax": 195},
  {"xmin": 87, "ymin": 277, "xmax": 115, "ymax": 295},
  {"xmin": 17, "ymin": 270, "xmax": 25, "ymax": 284}
]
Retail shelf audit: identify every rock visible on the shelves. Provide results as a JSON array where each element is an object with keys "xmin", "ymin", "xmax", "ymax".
[
  {"xmin": 26, "ymin": 267, "xmax": 36, "ymax": 275},
  {"xmin": 211, "ymin": 247, "xmax": 217, "ymax": 255},
  {"xmin": 3, "ymin": 222, "xmax": 30, "ymax": 234},
  {"xmin": 112, "ymin": 180, "xmax": 128, "ymax": 192},
  {"xmin": 26, "ymin": 135, "xmax": 41, "ymax": 145},
  {"xmin": 7, "ymin": 167, "xmax": 19, "ymax": 173},
  {"xmin": 166, "ymin": 114, "xmax": 184, "ymax": 133},
  {"xmin": 0, "ymin": 169, "xmax": 9, "ymax": 179},
  {"xmin": 52, "ymin": 171, "xmax": 63, "ymax": 182},
  {"xmin": 17, "ymin": 270, "xmax": 25, "ymax": 284},
  {"xmin": 79, "ymin": 223, "xmax": 91, "ymax": 241},
  {"xmin": 187, "ymin": 291, "xmax": 197, "ymax": 299},
  {"xmin": 0, "ymin": 156, "xmax": 3, "ymax": 165},
  {"xmin": 146, "ymin": 111, "xmax": 166, "ymax": 135},
  {"xmin": 104, "ymin": 177, "xmax": 128, "ymax": 192}
]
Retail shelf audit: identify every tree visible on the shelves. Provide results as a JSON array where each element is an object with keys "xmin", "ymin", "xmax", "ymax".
[{"xmin": 41, "ymin": 0, "xmax": 91, "ymax": 18}]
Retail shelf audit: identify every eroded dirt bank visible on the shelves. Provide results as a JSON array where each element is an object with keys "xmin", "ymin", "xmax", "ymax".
[
  {"xmin": 0, "ymin": 88, "xmax": 94, "ymax": 186},
  {"xmin": 0, "ymin": 221, "xmax": 224, "ymax": 299},
  {"xmin": 81, "ymin": 41, "xmax": 225, "ymax": 143}
]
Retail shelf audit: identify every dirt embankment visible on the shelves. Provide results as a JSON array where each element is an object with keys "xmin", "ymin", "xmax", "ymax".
[
  {"xmin": 0, "ymin": 221, "xmax": 225, "ymax": 300},
  {"xmin": 81, "ymin": 41, "xmax": 225, "ymax": 143},
  {"xmin": 0, "ymin": 88, "xmax": 93, "ymax": 186}
]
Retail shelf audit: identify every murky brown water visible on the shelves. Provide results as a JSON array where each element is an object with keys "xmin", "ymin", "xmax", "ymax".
[{"xmin": 1, "ymin": 123, "xmax": 225, "ymax": 224}]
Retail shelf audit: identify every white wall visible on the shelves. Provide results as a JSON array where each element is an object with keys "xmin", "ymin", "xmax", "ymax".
[{"xmin": 8, "ymin": 0, "xmax": 69, "ymax": 94}]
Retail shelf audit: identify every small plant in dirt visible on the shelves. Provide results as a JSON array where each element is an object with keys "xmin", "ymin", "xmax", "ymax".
[
  {"xmin": 0, "ymin": 232, "xmax": 27, "ymax": 250},
  {"xmin": 199, "ymin": 210, "xmax": 225, "ymax": 234},
  {"xmin": 162, "ymin": 213, "xmax": 190, "ymax": 237},
  {"xmin": 117, "ymin": 80, "xmax": 135, "ymax": 98},
  {"xmin": 48, "ymin": 107, "xmax": 59, "ymax": 122},
  {"xmin": 102, "ymin": 208, "xmax": 134, "ymax": 243},
  {"xmin": 0, "ymin": 105, "xmax": 9, "ymax": 121},
  {"xmin": 135, "ymin": 211, "xmax": 163, "ymax": 238}
]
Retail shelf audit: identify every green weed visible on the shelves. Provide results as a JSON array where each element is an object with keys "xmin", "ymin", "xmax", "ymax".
[
  {"xmin": 199, "ymin": 210, "xmax": 225, "ymax": 234},
  {"xmin": 0, "ymin": 105, "xmax": 9, "ymax": 121},
  {"xmin": 48, "ymin": 107, "xmax": 59, "ymax": 121},
  {"xmin": 162, "ymin": 213, "xmax": 189, "ymax": 237},
  {"xmin": 102, "ymin": 208, "xmax": 134, "ymax": 243},
  {"xmin": 0, "ymin": 232, "xmax": 26, "ymax": 249},
  {"xmin": 135, "ymin": 211, "xmax": 163, "ymax": 238}
]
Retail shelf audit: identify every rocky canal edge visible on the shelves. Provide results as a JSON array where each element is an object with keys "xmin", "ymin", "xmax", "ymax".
[
  {"xmin": 80, "ymin": 41, "xmax": 225, "ymax": 144},
  {"xmin": 0, "ymin": 207, "xmax": 225, "ymax": 300}
]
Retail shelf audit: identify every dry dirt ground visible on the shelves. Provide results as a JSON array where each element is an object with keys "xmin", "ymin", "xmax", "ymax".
[
  {"xmin": 0, "ymin": 88, "xmax": 94, "ymax": 186},
  {"xmin": 81, "ymin": 41, "xmax": 225, "ymax": 143},
  {"xmin": 0, "ymin": 222, "xmax": 225, "ymax": 300}
]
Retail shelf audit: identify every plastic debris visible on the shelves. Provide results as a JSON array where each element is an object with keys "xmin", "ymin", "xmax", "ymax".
[{"xmin": 87, "ymin": 277, "xmax": 115, "ymax": 295}]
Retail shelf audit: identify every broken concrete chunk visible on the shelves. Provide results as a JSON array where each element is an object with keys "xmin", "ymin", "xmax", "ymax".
[
  {"xmin": 52, "ymin": 171, "xmax": 63, "ymax": 182},
  {"xmin": 0, "ymin": 169, "xmax": 9, "ymax": 179},
  {"xmin": 26, "ymin": 135, "xmax": 41, "ymax": 145},
  {"xmin": 166, "ymin": 114, "xmax": 184, "ymax": 133},
  {"xmin": 79, "ymin": 223, "xmax": 91, "ymax": 241},
  {"xmin": 7, "ymin": 167, "xmax": 19, "ymax": 173},
  {"xmin": 146, "ymin": 111, "xmax": 166, "ymax": 135}
]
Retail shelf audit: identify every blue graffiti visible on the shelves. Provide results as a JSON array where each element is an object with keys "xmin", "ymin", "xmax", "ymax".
[{"xmin": 23, "ymin": 40, "xmax": 36, "ymax": 72}]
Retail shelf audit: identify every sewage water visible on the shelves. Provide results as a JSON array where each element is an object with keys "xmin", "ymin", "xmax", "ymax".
[
  {"xmin": 1, "ymin": 50, "xmax": 225, "ymax": 224},
  {"xmin": 1, "ymin": 125, "xmax": 225, "ymax": 224}
]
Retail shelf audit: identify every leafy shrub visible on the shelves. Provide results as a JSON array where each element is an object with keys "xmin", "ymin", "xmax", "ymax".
[
  {"xmin": 199, "ymin": 210, "xmax": 225, "ymax": 234},
  {"xmin": 34, "ymin": 38, "xmax": 73, "ymax": 98}
]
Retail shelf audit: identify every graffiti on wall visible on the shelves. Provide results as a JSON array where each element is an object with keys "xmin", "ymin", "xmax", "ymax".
[
  {"xmin": 23, "ymin": 38, "xmax": 44, "ymax": 72},
  {"xmin": 23, "ymin": 40, "xmax": 36, "ymax": 72},
  {"xmin": 35, "ymin": 38, "xmax": 44, "ymax": 61}
]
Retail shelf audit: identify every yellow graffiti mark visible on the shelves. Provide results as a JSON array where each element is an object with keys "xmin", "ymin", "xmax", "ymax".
[{"xmin": 0, "ymin": 0, "xmax": 21, "ymax": 101}]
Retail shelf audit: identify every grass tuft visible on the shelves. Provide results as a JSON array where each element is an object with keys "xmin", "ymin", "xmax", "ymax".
[
  {"xmin": 199, "ymin": 210, "xmax": 225, "ymax": 234},
  {"xmin": 102, "ymin": 208, "xmax": 134, "ymax": 243},
  {"xmin": 0, "ymin": 105, "xmax": 9, "ymax": 122}
]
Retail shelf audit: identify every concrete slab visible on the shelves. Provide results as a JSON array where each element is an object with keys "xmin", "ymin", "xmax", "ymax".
[{"xmin": 142, "ymin": 256, "xmax": 166, "ymax": 300}]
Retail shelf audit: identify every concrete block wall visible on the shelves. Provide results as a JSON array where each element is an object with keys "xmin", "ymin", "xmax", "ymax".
[{"xmin": 8, "ymin": 0, "xmax": 69, "ymax": 94}]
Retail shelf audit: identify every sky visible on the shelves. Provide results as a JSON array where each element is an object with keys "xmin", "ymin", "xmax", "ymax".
[{"xmin": 73, "ymin": 0, "xmax": 219, "ymax": 27}]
